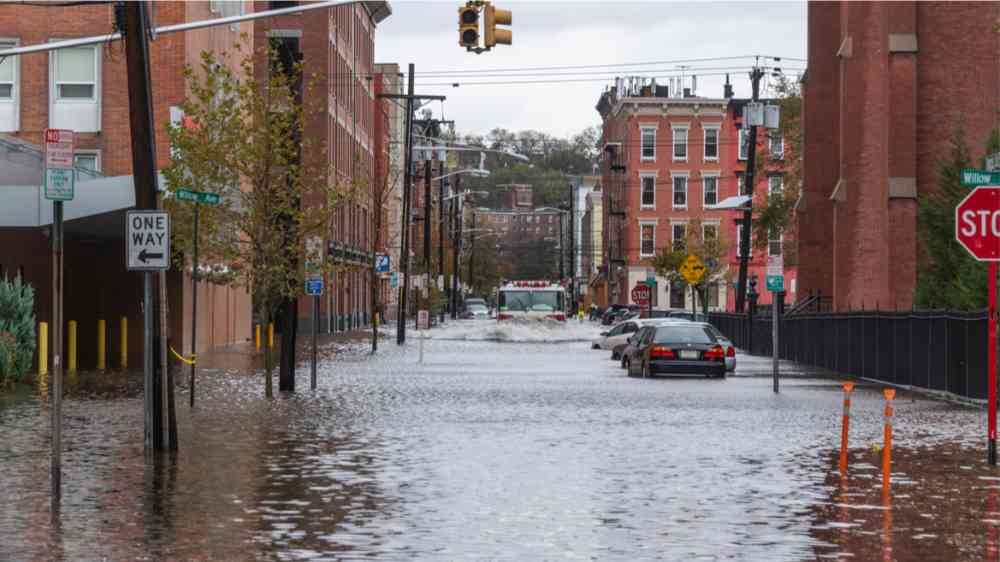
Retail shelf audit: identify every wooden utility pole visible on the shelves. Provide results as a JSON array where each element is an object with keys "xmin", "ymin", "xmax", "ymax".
[{"xmin": 735, "ymin": 64, "xmax": 765, "ymax": 314}]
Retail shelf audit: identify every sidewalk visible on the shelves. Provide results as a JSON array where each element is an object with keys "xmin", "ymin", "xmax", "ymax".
[{"xmin": 196, "ymin": 329, "xmax": 378, "ymax": 371}]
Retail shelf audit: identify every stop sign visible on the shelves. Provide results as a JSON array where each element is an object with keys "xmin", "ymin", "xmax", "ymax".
[
  {"xmin": 956, "ymin": 186, "xmax": 1000, "ymax": 261},
  {"xmin": 631, "ymin": 283, "xmax": 650, "ymax": 305}
]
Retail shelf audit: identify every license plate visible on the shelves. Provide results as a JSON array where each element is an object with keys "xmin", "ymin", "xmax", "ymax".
[{"xmin": 679, "ymin": 349, "xmax": 699, "ymax": 360}]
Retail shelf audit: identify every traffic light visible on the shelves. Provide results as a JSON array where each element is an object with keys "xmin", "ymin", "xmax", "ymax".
[
  {"xmin": 458, "ymin": 4, "xmax": 479, "ymax": 49},
  {"xmin": 484, "ymin": 2, "xmax": 512, "ymax": 48}
]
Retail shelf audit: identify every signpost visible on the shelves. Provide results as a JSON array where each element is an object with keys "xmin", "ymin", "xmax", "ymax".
[
  {"xmin": 766, "ymin": 254, "xmax": 784, "ymax": 393},
  {"xmin": 417, "ymin": 309, "xmax": 429, "ymax": 364},
  {"xmin": 305, "ymin": 237, "xmax": 324, "ymax": 390},
  {"xmin": 174, "ymin": 189, "xmax": 220, "ymax": 407},
  {"xmin": 375, "ymin": 253, "xmax": 390, "ymax": 274},
  {"xmin": 44, "ymin": 128, "xmax": 73, "ymax": 501},
  {"xmin": 126, "ymin": 211, "xmax": 171, "ymax": 270},
  {"xmin": 680, "ymin": 255, "xmax": 706, "ymax": 317},
  {"xmin": 955, "ymin": 185, "xmax": 1000, "ymax": 465},
  {"xmin": 962, "ymin": 169, "xmax": 1000, "ymax": 187}
]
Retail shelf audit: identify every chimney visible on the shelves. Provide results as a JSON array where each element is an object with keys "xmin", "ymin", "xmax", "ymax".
[{"xmin": 723, "ymin": 73, "xmax": 734, "ymax": 99}]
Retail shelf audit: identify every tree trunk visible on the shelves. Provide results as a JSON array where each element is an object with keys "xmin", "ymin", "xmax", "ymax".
[{"xmin": 278, "ymin": 297, "xmax": 297, "ymax": 392}]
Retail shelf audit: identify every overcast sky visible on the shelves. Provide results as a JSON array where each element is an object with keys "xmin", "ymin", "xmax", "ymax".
[{"xmin": 375, "ymin": 1, "xmax": 807, "ymax": 139}]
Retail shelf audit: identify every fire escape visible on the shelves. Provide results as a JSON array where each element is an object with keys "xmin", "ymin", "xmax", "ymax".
[{"xmin": 603, "ymin": 135, "xmax": 628, "ymax": 302}]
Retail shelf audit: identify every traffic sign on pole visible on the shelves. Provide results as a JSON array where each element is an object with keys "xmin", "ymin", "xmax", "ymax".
[
  {"xmin": 44, "ymin": 128, "xmax": 75, "ymax": 201},
  {"xmin": 305, "ymin": 277, "xmax": 323, "ymax": 295},
  {"xmin": 126, "ymin": 211, "xmax": 171, "ymax": 270},
  {"xmin": 953, "ymin": 185, "xmax": 1000, "ymax": 465},
  {"xmin": 631, "ymin": 283, "xmax": 650, "ymax": 306},
  {"xmin": 679, "ymin": 255, "xmax": 706, "ymax": 286},
  {"xmin": 175, "ymin": 189, "xmax": 221, "ymax": 205},
  {"xmin": 961, "ymin": 169, "xmax": 1000, "ymax": 187},
  {"xmin": 375, "ymin": 253, "xmax": 390, "ymax": 273}
]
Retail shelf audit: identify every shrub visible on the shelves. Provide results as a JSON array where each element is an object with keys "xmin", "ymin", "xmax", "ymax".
[{"xmin": 0, "ymin": 276, "xmax": 36, "ymax": 388}]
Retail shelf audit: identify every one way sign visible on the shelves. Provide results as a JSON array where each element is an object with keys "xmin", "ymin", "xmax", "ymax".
[{"xmin": 126, "ymin": 211, "xmax": 171, "ymax": 270}]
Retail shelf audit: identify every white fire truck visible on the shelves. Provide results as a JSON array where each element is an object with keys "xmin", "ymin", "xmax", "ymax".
[{"xmin": 496, "ymin": 280, "xmax": 567, "ymax": 322}]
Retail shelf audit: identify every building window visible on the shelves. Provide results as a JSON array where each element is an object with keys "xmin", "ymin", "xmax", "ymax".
[
  {"xmin": 769, "ymin": 228, "xmax": 783, "ymax": 256},
  {"xmin": 640, "ymin": 223, "xmax": 655, "ymax": 257},
  {"xmin": 769, "ymin": 175, "xmax": 783, "ymax": 196},
  {"xmin": 672, "ymin": 222, "xmax": 687, "ymax": 252},
  {"xmin": 641, "ymin": 127, "xmax": 656, "ymax": 160},
  {"xmin": 270, "ymin": 1, "xmax": 299, "ymax": 8},
  {"xmin": 702, "ymin": 223, "xmax": 718, "ymax": 241},
  {"xmin": 672, "ymin": 175, "xmax": 687, "ymax": 209},
  {"xmin": 704, "ymin": 127, "xmax": 719, "ymax": 160},
  {"xmin": 738, "ymin": 128, "xmax": 749, "ymax": 161},
  {"xmin": 737, "ymin": 224, "xmax": 752, "ymax": 257},
  {"xmin": 50, "ymin": 45, "xmax": 100, "ymax": 132},
  {"xmin": 770, "ymin": 134, "xmax": 784, "ymax": 159},
  {"xmin": 703, "ymin": 175, "xmax": 718, "ymax": 206},
  {"xmin": 640, "ymin": 175, "xmax": 655, "ymax": 208},
  {"xmin": 0, "ymin": 38, "xmax": 18, "ymax": 132},
  {"xmin": 672, "ymin": 127, "xmax": 688, "ymax": 161},
  {"xmin": 73, "ymin": 151, "xmax": 100, "ymax": 180},
  {"xmin": 670, "ymin": 280, "xmax": 685, "ymax": 309},
  {"xmin": 736, "ymin": 173, "xmax": 746, "ymax": 195}
]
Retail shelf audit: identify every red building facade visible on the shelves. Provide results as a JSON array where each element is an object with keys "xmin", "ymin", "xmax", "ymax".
[{"xmin": 799, "ymin": 1, "xmax": 1000, "ymax": 310}]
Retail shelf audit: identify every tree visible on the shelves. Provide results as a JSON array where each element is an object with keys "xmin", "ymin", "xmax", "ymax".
[
  {"xmin": 506, "ymin": 237, "xmax": 558, "ymax": 281},
  {"xmin": 164, "ymin": 40, "xmax": 347, "ymax": 397},
  {"xmin": 651, "ymin": 219, "xmax": 731, "ymax": 312},
  {"xmin": 0, "ymin": 275, "xmax": 35, "ymax": 390},
  {"xmin": 915, "ymin": 125, "xmax": 1000, "ymax": 309}
]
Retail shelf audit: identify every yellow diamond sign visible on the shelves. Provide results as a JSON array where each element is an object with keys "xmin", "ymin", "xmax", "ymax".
[{"xmin": 679, "ymin": 254, "xmax": 706, "ymax": 286}]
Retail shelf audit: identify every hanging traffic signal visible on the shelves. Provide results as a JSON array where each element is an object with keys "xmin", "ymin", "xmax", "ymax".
[
  {"xmin": 458, "ymin": 4, "xmax": 479, "ymax": 49},
  {"xmin": 484, "ymin": 2, "xmax": 512, "ymax": 48}
]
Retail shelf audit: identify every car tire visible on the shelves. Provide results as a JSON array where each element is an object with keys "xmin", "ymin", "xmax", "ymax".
[{"xmin": 592, "ymin": 344, "xmax": 600, "ymax": 350}]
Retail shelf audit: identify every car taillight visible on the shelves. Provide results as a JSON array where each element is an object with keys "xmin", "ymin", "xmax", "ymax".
[
  {"xmin": 704, "ymin": 345, "xmax": 725, "ymax": 361},
  {"xmin": 726, "ymin": 346, "xmax": 735, "ymax": 358},
  {"xmin": 498, "ymin": 313, "xmax": 512, "ymax": 321},
  {"xmin": 650, "ymin": 345, "xmax": 675, "ymax": 359},
  {"xmin": 548, "ymin": 313, "xmax": 566, "ymax": 321}
]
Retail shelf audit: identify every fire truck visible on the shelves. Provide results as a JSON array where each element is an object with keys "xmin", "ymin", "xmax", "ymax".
[{"xmin": 496, "ymin": 280, "xmax": 567, "ymax": 322}]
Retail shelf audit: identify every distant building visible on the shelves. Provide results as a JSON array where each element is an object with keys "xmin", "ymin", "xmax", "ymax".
[
  {"xmin": 799, "ymin": 1, "xmax": 1000, "ymax": 310},
  {"xmin": 582, "ymin": 188, "xmax": 605, "ymax": 307},
  {"xmin": 372, "ymin": 63, "xmax": 404, "ymax": 321},
  {"xmin": 475, "ymin": 185, "xmax": 567, "ymax": 279}
]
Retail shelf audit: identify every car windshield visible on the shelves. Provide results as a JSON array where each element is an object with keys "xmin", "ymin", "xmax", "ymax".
[
  {"xmin": 654, "ymin": 325, "xmax": 716, "ymax": 344},
  {"xmin": 467, "ymin": 298, "xmax": 486, "ymax": 305},
  {"xmin": 468, "ymin": 304, "xmax": 488, "ymax": 312},
  {"xmin": 499, "ymin": 290, "xmax": 563, "ymax": 312}
]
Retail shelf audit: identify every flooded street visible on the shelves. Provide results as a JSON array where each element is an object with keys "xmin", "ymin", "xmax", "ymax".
[{"xmin": 1, "ymin": 321, "xmax": 998, "ymax": 561}]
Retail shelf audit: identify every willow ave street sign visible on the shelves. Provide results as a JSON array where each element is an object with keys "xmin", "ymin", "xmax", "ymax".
[
  {"xmin": 175, "ymin": 189, "xmax": 221, "ymax": 205},
  {"xmin": 962, "ymin": 169, "xmax": 1000, "ymax": 187},
  {"xmin": 956, "ymin": 186, "xmax": 1000, "ymax": 261}
]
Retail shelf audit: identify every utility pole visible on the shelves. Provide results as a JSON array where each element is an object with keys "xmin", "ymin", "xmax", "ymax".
[
  {"xmin": 424, "ymin": 160, "xmax": 432, "ymax": 285},
  {"xmin": 558, "ymin": 212, "xmax": 565, "ymax": 280},
  {"xmin": 124, "ymin": 2, "xmax": 175, "ymax": 452},
  {"xmin": 568, "ymin": 182, "xmax": 576, "ymax": 313},
  {"xmin": 735, "ymin": 64, "xmax": 765, "ymax": 314},
  {"xmin": 439, "ymin": 160, "xmax": 447, "ymax": 323},
  {"xmin": 468, "ymin": 211, "xmax": 476, "ymax": 295},
  {"xmin": 451, "ymin": 176, "xmax": 462, "ymax": 319},
  {"xmin": 377, "ymin": 64, "xmax": 445, "ymax": 345}
]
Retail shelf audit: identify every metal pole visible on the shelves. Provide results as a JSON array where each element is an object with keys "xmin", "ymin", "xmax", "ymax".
[
  {"xmin": 189, "ymin": 202, "xmax": 199, "ymax": 408},
  {"xmin": 558, "ymin": 213, "xmax": 564, "ymax": 280},
  {"xmin": 569, "ymin": 182, "xmax": 575, "ymax": 312},
  {"xmin": 439, "ymin": 161, "xmax": 446, "ymax": 323},
  {"xmin": 424, "ymin": 160, "xmax": 432, "ymax": 277},
  {"xmin": 990, "ymin": 262, "xmax": 997, "ymax": 465},
  {"xmin": 773, "ymin": 290, "xmax": 781, "ymax": 393},
  {"xmin": 50, "ymin": 200, "xmax": 63, "ymax": 506},
  {"xmin": 451, "ymin": 182, "xmax": 461, "ymax": 319},
  {"xmin": 468, "ymin": 211, "xmax": 476, "ymax": 294},
  {"xmin": 143, "ymin": 271, "xmax": 154, "ymax": 451},
  {"xmin": 311, "ymin": 295, "xmax": 318, "ymax": 390},
  {"xmin": 735, "ymin": 66, "xmax": 764, "ymax": 313},
  {"xmin": 396, "ymin": 63, "xmax": 415, "ymax": 345}
]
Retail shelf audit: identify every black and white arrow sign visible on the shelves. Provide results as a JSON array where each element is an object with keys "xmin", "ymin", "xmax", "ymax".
[{"xmin": 126, "ymin": 211, "xmax": 171, "ymax": 271}]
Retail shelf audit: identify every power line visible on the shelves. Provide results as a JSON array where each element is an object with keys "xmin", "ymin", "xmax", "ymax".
[
  {"xmin": 415, "ymin": 70, "xmax": 805, "ymax": 88},
  {"xmin": 413, "ymin": 55, "xmax": 805, "ymax": 75}
]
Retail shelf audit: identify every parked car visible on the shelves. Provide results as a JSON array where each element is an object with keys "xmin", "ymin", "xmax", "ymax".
[
  {"xmin": 462, "ymin": 303, "xmax": 490, "ymax": 320},
  {"xmin": 610, "ymin": 306, "xmax": 640, "ymax": 325},
  {"xmin": 618, "ymin": 319, "xmax": 691, "ymax": 368},
  {"xmin": 622, "ymin": 323, "xmax": 727, "ymax": 378},
  {"xmin": 601, "ymin": 304, "xmax": 633, "ymax": 326},
  {"xmin": 699, "ymin": 322, "xmax": 736, "ymax": 372},
  {"xmin": 465, "ymin": 297, "xmax": 487, "ymax": 308},
  {"xmin": 666, "ymin": 310, "xmax": 709, "ymax": 322},
  {"xmin": 592, "ymin": 318, "xmax": 667, "ymax": 360}
]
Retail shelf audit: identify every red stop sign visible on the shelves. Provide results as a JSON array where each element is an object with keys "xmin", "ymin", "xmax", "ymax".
[
  {"xmin": 956, "ymin": 186, "xmax": 1000, "ymax": 261},
  {"xmin": 631, "ymin": 283, "xmax": 650, "ymax": 305}
]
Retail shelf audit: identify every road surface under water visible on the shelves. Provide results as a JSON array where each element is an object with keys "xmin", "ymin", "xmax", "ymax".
[{"xmin": 0, "ymin": 320, "xmax": 996, "ymax": 560}]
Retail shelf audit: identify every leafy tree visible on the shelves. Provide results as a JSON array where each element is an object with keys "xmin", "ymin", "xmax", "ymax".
[
  {"xmin": 164, "ymin": 40, "xmax": 348, "ymax": 396},
  {"xmin": 915, "ymin": 125, "xmax": 1000, "ymax": 309},
  {"xmin": 0, "ymin": 275, "xmax": 35, "ymax": 389},
  {"xmin": 652, "ymin": 219, "xmax": 731, "ymax": 313},
  {"xmin": 506, "ymin": 237, "xmax": 559, "ymax": 281},
  {"xmin": 753, "ymin": 74, "xmax": 801, "ymax": 264}
]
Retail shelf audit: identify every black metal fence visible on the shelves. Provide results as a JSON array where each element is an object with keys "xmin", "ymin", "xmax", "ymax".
[{"xmin": 709, "ymin": 310, "xmax": 990, "ymax": 400}]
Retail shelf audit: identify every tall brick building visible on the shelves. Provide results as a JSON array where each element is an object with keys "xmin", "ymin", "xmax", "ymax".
[{"xmin": 799, "ymin": 1, "xmax": 1000, "ymax": 310}]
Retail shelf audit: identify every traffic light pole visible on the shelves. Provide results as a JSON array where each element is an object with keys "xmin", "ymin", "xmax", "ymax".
[
  {"xmin": 377, "ymin": 65, "xmax": 445, "ymax": 345},
  {"xmin": 735, "ymin": 66, "xmax": 764, "ymax": 314}
]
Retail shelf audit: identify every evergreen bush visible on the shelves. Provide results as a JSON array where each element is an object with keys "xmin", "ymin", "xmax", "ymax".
[{"xmin": 0, "ymin": 276, "xmax": 36, "ymax": 388}]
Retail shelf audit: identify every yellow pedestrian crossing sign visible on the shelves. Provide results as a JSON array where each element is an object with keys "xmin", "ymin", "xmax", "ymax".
[{"xmin": 679, "ymin": 255, "xmax": 706, "ymax": 286}]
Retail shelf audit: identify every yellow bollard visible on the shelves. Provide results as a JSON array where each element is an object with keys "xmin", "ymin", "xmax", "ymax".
[
  {"xmin": 255, "ymin": 323, "xmax": 261, "ymax": 350},
  {"xmin": 38, "ymin": 322, "xmax": 48, "ymax": 375},
  {"xmin": 120, "ymin": 316, "xmax": 128, "ymax": 370},
  {"xmin": 268, "ymin": 323, "xmax": 274, "ymax": 348},
  {"xmin": 374, "ymin": 312, "xmax": 380, "ymax": 327},
  {"xmin": 67, "ymin": 320, "xmax": 77, "ymax": 373},
  {"xmin": 97, "ymin": 319, "xmax": 106, "ymax": 371}
]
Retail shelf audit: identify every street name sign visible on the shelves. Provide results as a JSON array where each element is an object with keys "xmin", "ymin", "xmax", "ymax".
[
  {"xmin": 961, "ymin": 169, "xmax": 1000, "ymax": 187},
  {"xmin": 175, "ymin": 189, "xmax": 221, "ymax": 205},
  {"xmin": 375, "ymin": 253, "xmax": 390, "ymax": 273},
  {"xmin": 631, "ymin": 283, "xmax": 650, "ymax": 306},
  {"xmin": 44, "ymin": 128, "xmax": 75, "ymax": 201},
  {"xmin": 126, "ymin": 211, "xmax": 171, "ymax": 270},
  {"xmin": 679, "ymin": 255, "xmax": 706, "ymax": 286},
  {"xmin": 390, "ymin": 272, "xmax": 398, "ymax": 288},
  {"xmin": 766, "ymin": 254, "xmax": 784, "ymax": 292},
  {"xmin": 305, "ymin": 277, "xmax": 323, "ymax": 295},
  {"xmin": 956, "ymin": 185, "xmax": 1000, "ymax": 260}
]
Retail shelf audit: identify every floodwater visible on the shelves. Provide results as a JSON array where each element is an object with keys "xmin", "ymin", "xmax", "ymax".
[{"xmin": 0, "ymin": 320, "xmax": 997, "ymax": 561}]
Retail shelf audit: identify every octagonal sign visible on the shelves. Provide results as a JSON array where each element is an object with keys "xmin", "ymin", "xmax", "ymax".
[{"xmin": 956, "ymin": 186, "xmax": 1000, "ymax": 261}]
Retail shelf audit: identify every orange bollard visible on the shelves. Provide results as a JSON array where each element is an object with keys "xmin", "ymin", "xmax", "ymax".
[
  {"xmin": 882, "ymin": 388, "xmax": 895, "ymax": 496},
  {"xmin": 839, "ymin": 381, "xmax": 855, "ymax": 476},
  {"xmin": 255, "ymin": 324, "xmax": 261, "ymax": 351}
]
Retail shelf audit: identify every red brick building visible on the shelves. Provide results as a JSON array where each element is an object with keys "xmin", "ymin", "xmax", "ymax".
[
  {"xmin": 798, "ymin": 1, "xmax": 1000, "ymax": 310},
  {"xmin": 596, "ymin": 77, "xmax": 795, "ymax": 312}
]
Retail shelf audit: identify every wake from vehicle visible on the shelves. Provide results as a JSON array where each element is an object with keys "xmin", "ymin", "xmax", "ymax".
[{"xmin": 424, "ymin": 319, "xmax": 602, "ymax": 343}]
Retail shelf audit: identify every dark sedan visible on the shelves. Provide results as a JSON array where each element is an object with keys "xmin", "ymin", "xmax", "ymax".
[{"xmin": 623, "ymin": 324, "xmax": 727, "ymax": 379}]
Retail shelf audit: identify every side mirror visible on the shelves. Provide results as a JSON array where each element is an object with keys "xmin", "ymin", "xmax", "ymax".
[{"xmin": 600, "ymin": 331, "xmax": 608, "ymax": 337}]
